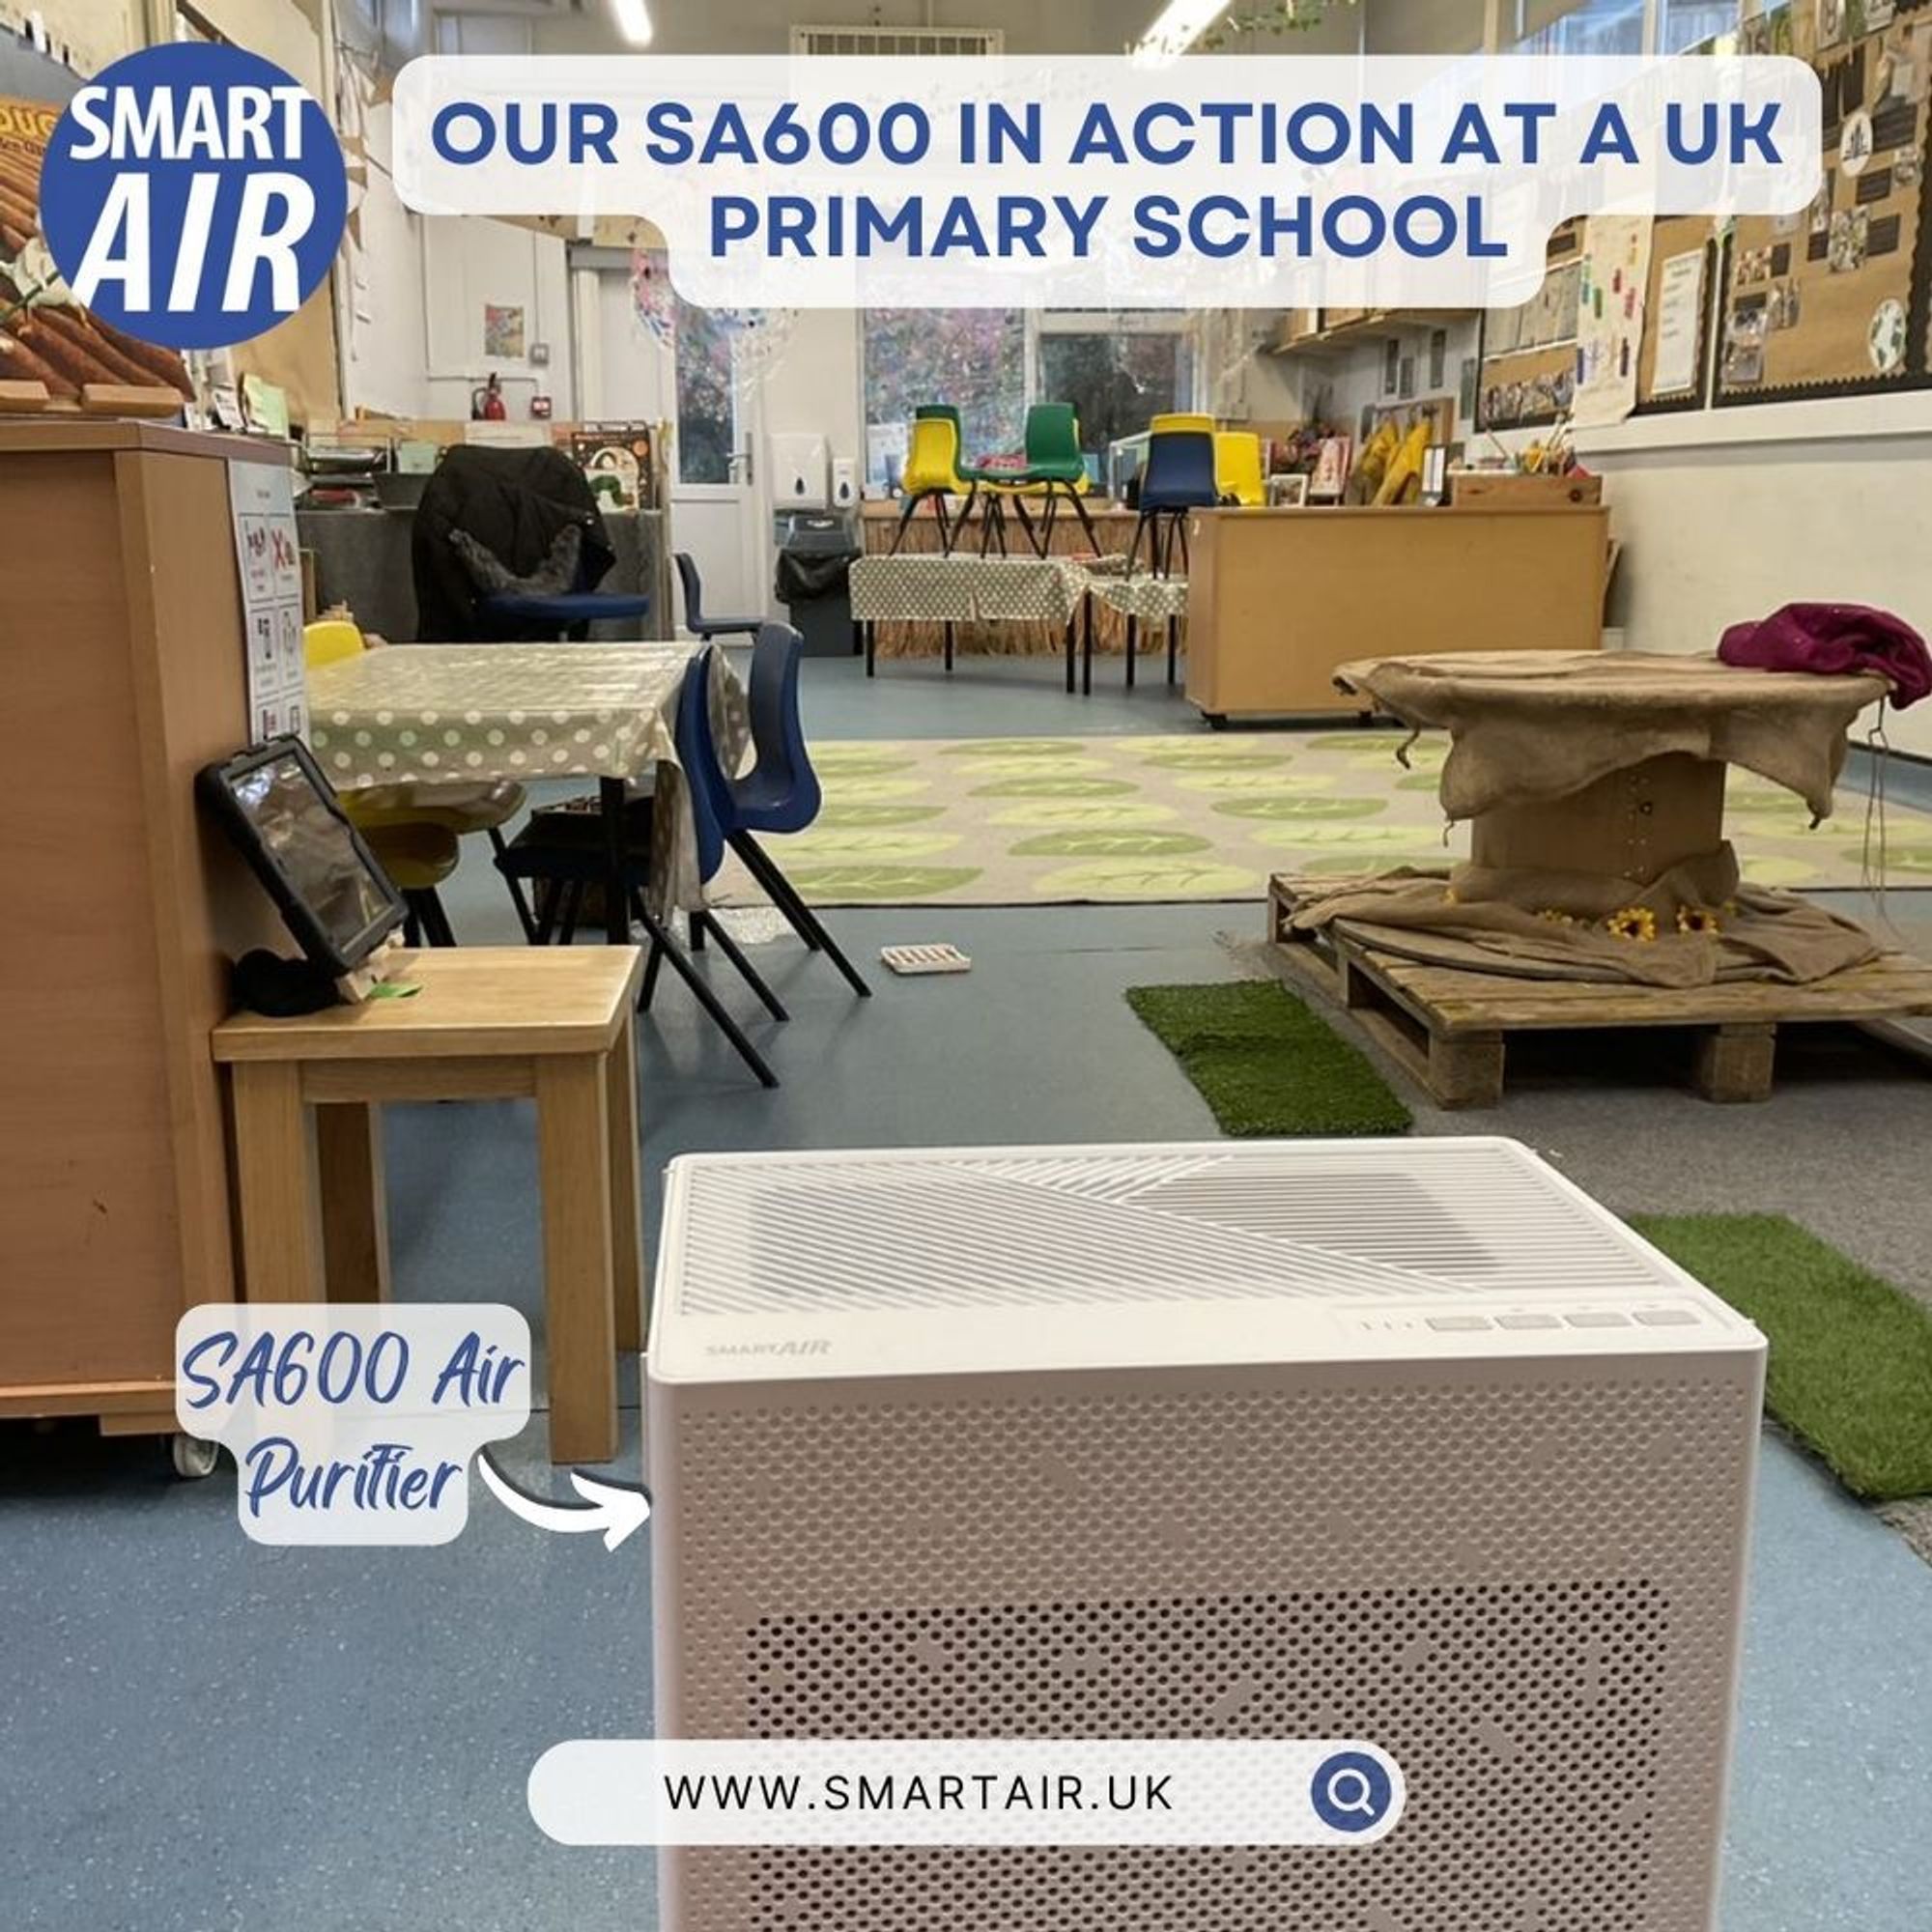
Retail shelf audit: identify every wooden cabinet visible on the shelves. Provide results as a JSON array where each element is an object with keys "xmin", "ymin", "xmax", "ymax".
[
  {"xmin": 0, "ymin": 423, "xmax": 281, "ymax": 1437},
  {"xmin": 1183, "ymin": 504, "xmax": 1608, "ymax": 723}
]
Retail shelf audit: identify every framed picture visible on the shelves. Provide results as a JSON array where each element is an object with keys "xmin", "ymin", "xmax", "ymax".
[{"xmin": 1267, "ymin": 473, "xmax": 1311, "ymax": 507}]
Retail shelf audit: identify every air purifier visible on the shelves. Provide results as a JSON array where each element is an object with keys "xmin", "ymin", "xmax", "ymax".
[{"xmin": 648, "ymin": 1137, "xmax": 1764, "ymax": 1932}]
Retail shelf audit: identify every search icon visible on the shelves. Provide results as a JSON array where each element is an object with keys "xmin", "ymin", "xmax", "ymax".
[{"xmin": 1309, "ymin": 1750, "xmax": 1394, "ymax": 1833}]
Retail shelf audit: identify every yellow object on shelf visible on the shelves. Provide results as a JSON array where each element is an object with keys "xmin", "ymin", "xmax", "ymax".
[{"xmin": 1213, "ymin": 432, "xmax": 1266, "ymax": 507}]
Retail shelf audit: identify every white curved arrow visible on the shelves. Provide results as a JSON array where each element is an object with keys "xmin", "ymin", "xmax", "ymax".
[{"xmin": 478, "ymin": 1446, "xmax": 651, "ymax": 1551}]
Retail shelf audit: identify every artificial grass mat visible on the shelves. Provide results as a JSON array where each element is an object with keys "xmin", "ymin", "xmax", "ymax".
[
  {"xmin": 1125, "ymin": 980, "xmax": 1412, "ymax": 1137},
  {"xmin": 1632, "ymin": 1213, "xmax": 1932, "ymax": 1503}
]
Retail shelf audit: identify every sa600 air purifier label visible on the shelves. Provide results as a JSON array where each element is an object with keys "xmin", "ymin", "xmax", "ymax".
[
  {"xmin": 175, "ymin": 1304, "xmax": 530, "ymax": 1546},
  {"xmin": 527, "ymin": 1740, "xmax": 1406, "ymax": 1848}
]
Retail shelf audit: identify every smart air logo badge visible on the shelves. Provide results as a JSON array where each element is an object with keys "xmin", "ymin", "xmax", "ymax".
[
  {"xmin": 39, "ymin": 42, "xmax": 347, "ymax": 351},
  {"xmin": 703, "ymin": 1340, "xmax": 833, "ymax": 1358}
]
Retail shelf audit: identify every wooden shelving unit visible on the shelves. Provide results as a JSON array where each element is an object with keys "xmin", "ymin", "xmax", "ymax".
[{"xmin": 1264, "ymin": 309, "xmax": 1475, "ymax": 357}]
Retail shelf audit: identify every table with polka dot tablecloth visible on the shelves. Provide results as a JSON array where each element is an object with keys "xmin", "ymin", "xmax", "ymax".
[{"xmin": 306, "ymin": 641, "xmax": 747, "ymax": 909}]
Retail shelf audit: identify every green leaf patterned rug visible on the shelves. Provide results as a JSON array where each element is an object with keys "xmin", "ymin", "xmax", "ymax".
[{"xmin": 712, "ymin": 732, "xmax": 1930, "ymax": 907}]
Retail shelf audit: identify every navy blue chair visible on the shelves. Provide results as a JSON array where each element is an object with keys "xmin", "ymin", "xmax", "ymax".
[
  {"xmin": 684, "ymin": 624, "xmax": 870, "ymax": 999},
  {"xmin": 1128, "ymin": 429, "xmax": 1218, "ymax": 579},
  {"xmin": 493, "ymin": 648, "xmax": 783, "ymax": 1087},
  {"xmin": 674, "ymin": 552, "xmax": 762, "ymax": 644},
  {"xmin": 481, "ymin": 545, "xmax": 652, "ymax": 640}
]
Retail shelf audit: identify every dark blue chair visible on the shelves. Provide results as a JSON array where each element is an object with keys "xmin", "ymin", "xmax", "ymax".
[
  {"xmin": 675, "ymin": 552, "xmax": 762, "ymax": 644},
  {"xmin": 492, "ymin": 647, "xmax": 783, "ymax": 1087},
  {"xmin": 1129, "ymin": 429, "xmax": 1218, "ymax": 579},
  {"xmin": 481, "ymin": 543, "xmax": 652, "ymax": 640},
  {"xmin": 684, "ymin": 623, "xmax": 870, "ymax": 999}
]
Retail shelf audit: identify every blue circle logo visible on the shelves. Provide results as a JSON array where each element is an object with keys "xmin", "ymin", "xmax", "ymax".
[
  {"xmin": 40, "ymin": 42, "xmax": 346, "ymax": 351},
  {"xmin": 1309, "ymin": 1750, "xmax": 1394, "ymax": 1833}
]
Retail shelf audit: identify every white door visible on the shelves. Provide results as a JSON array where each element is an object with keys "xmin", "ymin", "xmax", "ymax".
[{"xmin": 670, "ymin": 309, "xmax": 769, "ymax": 629}]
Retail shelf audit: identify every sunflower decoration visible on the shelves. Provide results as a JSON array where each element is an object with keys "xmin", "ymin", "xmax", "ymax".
[
  {"xmin": 1605, "ymin": 905, "xmax": 1659, "ymax": 943},
  {"xmin": 1676, "ymin": 904, "xmax": 1722, "ymax": 936},
  {"xmin": 1535, "ymin": 907, "xmax": 1580, "ymax": 925}
]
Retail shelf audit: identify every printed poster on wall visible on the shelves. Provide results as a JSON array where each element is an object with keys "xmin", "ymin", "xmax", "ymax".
[
  {"xmin": 228, "ymin": 461, "xmax": 308, "ymax": 743},
  {"xmin": 1573, "ymin": 216, "xmax": 1655, "ymax": 427}
]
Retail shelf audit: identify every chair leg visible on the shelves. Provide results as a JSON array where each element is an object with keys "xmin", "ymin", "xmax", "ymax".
[
  {"xmin": 1125, "ymin": 614, "xmax": 1138, "ymax": 691},
  {"xmin": 1039, "ymin": 488, "xmax": 1059, "ymax": 553},
  {"xmin": 630, "ymin": 897, "xmax": 779, "ymax": 1087},
  {"xmin": 1067, "ymin": 487, "xmax": 1100, "ymax": 554},
  {"xmin": 691, "ymin": 905, "xmax": 789, "ymax": 1023},
  {"xmin": 558, "ymin": 878, "xmax": 585, "ymax": 946},
  {"xmin": 889, "ymin": 493, "xmax": 922, "ymax": 555},
  {"xmin": 1011, "ymin": 495, "xmax": 1045, "ymax": 558},
  {"xmin": 403, "ymin": 907, "xmax": 423, "ymax": 948},
  {"xmin": 489, "ymin": 828, "xmax": 537, "ymax": 941},
  {"xmin": 1126, "ymin": 512, "xmax": 1151, "ymax": 578},
  {"xmin": 639, "ymin": 933, "xmax": 666, "ymax": 1010},
  {"xmin": 932, "ymin": 493, "xmax": 952, "ymax": 554},
  {"xmin": 413, "ymin": 889, "xmax": 456, "ymax": 947},
  {"xmin": 690, "ymin": 911, "xmax": 707, "ymax": 953},
  {"xmin": 1168, "ymin": 613, "xmax": 1179, "ymax": 686},
  {"xmin": 733, "ymin": 833, "xmax": 871, "ymax": 998}
]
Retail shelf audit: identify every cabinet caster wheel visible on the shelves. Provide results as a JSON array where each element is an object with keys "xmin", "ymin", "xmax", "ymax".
[
  {"xmin": 1204, "ymin": 712, "xmax": 1230, "ymax": 732},
  {"xmin": 170, "ymin": 1434, "xmax": 218, "ymax": 1480}
]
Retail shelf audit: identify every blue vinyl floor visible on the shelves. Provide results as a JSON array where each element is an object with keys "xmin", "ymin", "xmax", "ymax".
[{"xmin": 3, "ymin": 650, "xmax": 1928, "ymax": 1932}]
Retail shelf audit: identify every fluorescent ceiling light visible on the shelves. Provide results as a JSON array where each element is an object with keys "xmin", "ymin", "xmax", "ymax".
[
  {"xmin": 1131, "ymin": 0, "xmax": 1234, "ymax": 63},
  {"xmin": 611, "ymin": 0, "xmax": 652, "ymax": 45}
]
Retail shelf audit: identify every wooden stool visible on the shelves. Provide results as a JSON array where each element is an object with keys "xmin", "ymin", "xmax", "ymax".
[{"xmin": 212, "ymin": 948, "xmax": 645, "ymax": 1464}]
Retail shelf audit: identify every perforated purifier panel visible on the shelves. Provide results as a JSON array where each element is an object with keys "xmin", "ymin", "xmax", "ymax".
[
  {"xmin": 653, "ymin": 1355, "xmax": 1760, "ymax": 1932},
  {"xmin": 669, "ymin": 1144, "xmax": 1671, "ymax": 1321}
]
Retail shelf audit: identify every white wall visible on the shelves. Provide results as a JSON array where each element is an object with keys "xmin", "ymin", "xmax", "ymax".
[
  {"xmin": 339, "ymin": 101, "xmax": 430, "ymax": 418},
  {"xmin": 1581, "ymin": 408, "xmax": 1932, "ymax": 758},
  {"xmin": 419, "ymin": 218, "xmax": 573, "ymax": 420}
]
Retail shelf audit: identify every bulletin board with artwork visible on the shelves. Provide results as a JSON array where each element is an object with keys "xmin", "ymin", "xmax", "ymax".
[
  {"xmin": 1634, "ymin": 214, "xmax": 1721, "ymax": 414},
  {"xmin": 1717, "ymin": 7, "xmax": 1932, "ymax": 404},
  {"xmin": 1476, "ymin": 218, "xmax": 1587, "ymax": 429}
]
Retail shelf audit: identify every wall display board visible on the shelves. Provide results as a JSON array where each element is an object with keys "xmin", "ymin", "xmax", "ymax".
[
  {"xmin": 1718, "ymin": 7, "xmax": 1932, "ymax": 403},
  {"xmin": 1635, "ymin": 214, "xmax": 1720, "ymax": 413},
  {"xmin": 1477, "ymin": 219, "xmax": 1587, "ymax": 429},
  {"xmin": 1573, "ymin": 216, "xmax": 1656, "ymax": 427}
]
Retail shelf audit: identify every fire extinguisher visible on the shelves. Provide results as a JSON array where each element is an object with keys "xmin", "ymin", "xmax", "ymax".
[{"xmin": 470, "ymin": 372, "xmax": 506, "ymax": 421}]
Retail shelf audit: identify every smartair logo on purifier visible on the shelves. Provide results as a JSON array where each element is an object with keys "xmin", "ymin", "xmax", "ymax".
[{"xmin": 703, "ymin": 1339, "xmax": 834, "ymax": 1359}]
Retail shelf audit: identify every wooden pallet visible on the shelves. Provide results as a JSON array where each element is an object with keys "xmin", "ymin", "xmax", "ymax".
[{"xmin": 1268, "ymin": 875, "xmax": 1932, "ymax": 1108}]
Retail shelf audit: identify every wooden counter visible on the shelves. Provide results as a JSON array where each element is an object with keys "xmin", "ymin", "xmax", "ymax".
[
  {"xmin": 0, "ymin": 422, "xmax": 283, "ymax": 1440},
  {"xmin": 1184, "ymin": 504, "xmax": 1608, "ymax": 723}
]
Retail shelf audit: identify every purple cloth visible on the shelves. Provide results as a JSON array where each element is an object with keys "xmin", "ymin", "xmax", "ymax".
[{"xmin": 1718, "ymin": 602, "xmax": 1931, "ymax": 708}]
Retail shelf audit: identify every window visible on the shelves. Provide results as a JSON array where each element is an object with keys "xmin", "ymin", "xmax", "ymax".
[
  {"xmin": 861, "ymin": 308, "xmax": 1027, "ymax": 486},
  {"xmin": 1510, "ymin": 0, "xmax": 1646, "ymax": 56},
  {"xmin": 861, "ymin": 310, "xmax": 1201, "ymax": 487},
  {"xmin": 1036, "ymin": 320, "xmax": 1197, "ymax": 455},
  {"xmin": 1658, "ymin": 0, "xmax": 1741, "ymax": 53},
  {"xmin": 674, "ymin": 298, "xmax": 738, "ymax": 487}
]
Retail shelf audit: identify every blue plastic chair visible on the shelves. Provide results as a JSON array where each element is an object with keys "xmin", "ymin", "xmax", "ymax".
[
  {"xmin": 493, "ymin": 646, "xmax": 784, "ymax": 1087},
  {"xmin": 675, "ymin": 552, "xmax": 762, "ymax": 644},
  {"xmin": 1129, "ymin": 429, "xmax": 1218, "ymax": 578},
  {"xmin": 481, "ymin": 540, "xmax": 652, "ymax": 640},
  {"xmin": 690, "ymin": 624, "xmax": 870, "ymax": 998}
]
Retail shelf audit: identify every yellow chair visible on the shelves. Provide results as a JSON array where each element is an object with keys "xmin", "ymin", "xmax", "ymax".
[
  {"xmin": 302, "ymin": 619, "xmax": 532, "ymax": 939},
  {"xmin": 1151, "ymin": 412, "xmax": 1216, "ymax": 436},
  {"xmin": 361, "ymin": 821, "xmax": 463, "ymax": 947},
  {"xmin": 892, "ymin": 413, "xmax": 973, "ymax": 554},
  {"xmin": 1214, "ymin": 432, "xmax": 1266, "ymax": 507}
]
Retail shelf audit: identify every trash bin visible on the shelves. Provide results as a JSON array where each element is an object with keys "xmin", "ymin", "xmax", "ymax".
[{"xmin": 774, "ymin": 513, "xmax": 861, "ymax": 658}]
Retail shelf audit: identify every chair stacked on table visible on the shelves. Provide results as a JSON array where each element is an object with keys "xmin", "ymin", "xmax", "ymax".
[
  {"xmin": 494, "ymin": 624, "xmax": 867, "ymax": 1089},
  {"xmin": 1129, "ymin": 419, "xmax": 1220, "ymax": 579},
  {"xmin": 300, "ymin": 618, "xmax": 530, "ymax": 945},
  {"xmin": 895, "ymin": 401, "xmax": 1098, "ymax": 559}
]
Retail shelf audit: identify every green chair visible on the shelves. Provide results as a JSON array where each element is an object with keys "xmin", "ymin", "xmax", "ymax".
[{"xmin": 994, "ymin": 403, "xmax": 1100, "ymax": 557}]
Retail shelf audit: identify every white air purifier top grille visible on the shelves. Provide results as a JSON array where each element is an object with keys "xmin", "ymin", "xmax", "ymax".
[{"xmin": 652, "ymin": 1138, "xmax": 1759, "ymax": 1383}]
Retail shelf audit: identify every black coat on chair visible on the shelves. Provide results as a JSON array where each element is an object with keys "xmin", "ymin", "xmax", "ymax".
[{"xmin": 412, "ymin": 445, "xmax": 616, "ymax": 640}]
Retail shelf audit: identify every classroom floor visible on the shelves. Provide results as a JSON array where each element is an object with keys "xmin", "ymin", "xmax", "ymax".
[{"xmin": 4, "ymin": 649, "xmax": 1929, "ymax": 1932}]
